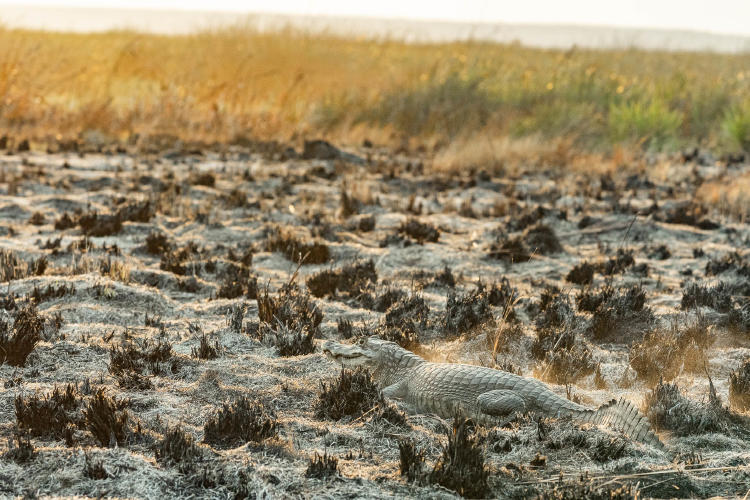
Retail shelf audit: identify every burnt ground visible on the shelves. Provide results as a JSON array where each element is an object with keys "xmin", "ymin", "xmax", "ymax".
[{"xmin": 0, "ymin": 143, "xmax": 749, "ymax": 498}]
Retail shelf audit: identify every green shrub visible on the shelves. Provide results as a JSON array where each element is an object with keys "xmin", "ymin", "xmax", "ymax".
[
  {"xmin": 608, "ymin": 99, "xmax": 682, "ymax": 150},
  {"xmin": 722, "ymin": 101, "xmax": 750, "ymax": 152}
]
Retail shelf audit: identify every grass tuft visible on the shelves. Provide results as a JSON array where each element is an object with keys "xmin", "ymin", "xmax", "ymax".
[
  {"xmin": 0, "ymin": 304, "xmax": 43, "ymax": 367},
  {"xmin": 442, "ymin": 287, "xmax": 495, "ymax": 337},
  {"xmin": 305, "ymin": 451, "xmax": 340, "ymax": 479},
  {"xmin": 155, "ymin": 426, "xmax": 202, "ymax": 466},
  {"xmin": 257, "ymin": 283, "xmax": 321, "ymax": 356},
  {"xmin": 398, "ymin": 439, "xmax": 426, "ymax": 483},
  {"xmin": 315, "ymin": 368, "xmax": 383, "ymax": 421},
  {"xmin": 15, "ymin": 384, "xmax": 82, "ymax": 444},
  {"xmin": 629, "ymin": 318, "xmax": 713, "ymax": 385},
  {"xmin": 729, "ymin": 359, "xmax": 750, "ymax": 411},
  {"xmin": 266, "ymin": 228, "xmax": 330, "ymax": 264},
  {"xmin": 203, "ymin": 396, "xmax": 278, "ymax": 449},
  {"xmin": 398, "ymin": 218, "xmax": 440, "ymax": 243},
  {"xmin": 83, "ymin": 389, "xmax": 130, "ymax": 447},
  {"xmin": 428, "ymin": 416, "xmax": 490, "ymax": 499}
]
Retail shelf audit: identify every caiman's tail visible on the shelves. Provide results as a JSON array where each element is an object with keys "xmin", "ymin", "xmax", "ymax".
[{"xmin": 578, "ymin": 398, "xmax": 664, "ymax": 449}]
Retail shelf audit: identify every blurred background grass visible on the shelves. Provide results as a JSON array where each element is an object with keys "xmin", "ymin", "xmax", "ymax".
[{"xmin": 0, "ymin": 24, "xmax": 749, "ymax": 158}]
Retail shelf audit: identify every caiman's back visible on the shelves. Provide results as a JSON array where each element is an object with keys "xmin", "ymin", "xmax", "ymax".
[{"xmin": 405, "ymin": 362, "xmax": 585, "ymax": 418}]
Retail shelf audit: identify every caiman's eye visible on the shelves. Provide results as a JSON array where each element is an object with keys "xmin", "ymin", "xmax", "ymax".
[{"xmin": 357, "ymin": 337, "xmax": 366, "ymax": 346}]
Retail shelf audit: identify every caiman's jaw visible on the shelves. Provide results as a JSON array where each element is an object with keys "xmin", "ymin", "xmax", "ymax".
[{"xmin": 322, "ymin": 339, "xmax": 377, "ymax": 368}]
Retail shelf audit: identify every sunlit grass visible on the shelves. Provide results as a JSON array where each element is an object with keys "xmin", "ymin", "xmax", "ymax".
[{"xmin": 0, "ymin": 24, "xmax": 749, "ymax": 159}]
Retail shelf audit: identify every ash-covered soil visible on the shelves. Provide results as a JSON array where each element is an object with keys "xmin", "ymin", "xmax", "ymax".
[{"xmin": 0, "ymin": 142, "xmax": 749, "ymax": 498}]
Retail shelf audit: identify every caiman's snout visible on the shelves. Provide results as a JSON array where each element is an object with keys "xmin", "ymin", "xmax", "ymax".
[{"xmin": 321, "ymin": 340, "xmax": 368, "ymax": 366}]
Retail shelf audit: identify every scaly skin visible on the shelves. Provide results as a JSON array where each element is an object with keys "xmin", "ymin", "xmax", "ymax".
[{"xmin": 322, "ymin": 337, "xmax": 663, "ymax": 448}]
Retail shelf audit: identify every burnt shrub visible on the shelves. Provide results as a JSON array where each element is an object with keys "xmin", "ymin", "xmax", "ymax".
[
  {"xmin": 339, "ymin": 188, "xmax": 360, "ymax": 218},
  {"xmin": 585, "ymin": 285, "xmax": 654, "ymax": 343},
  {"xmin": 532, "ymin": 292, "xmax": 594, "ymax": 385},
  {"xmin": 192, "ymin": 333, "xmax": 220, "ymax": 360},
  {"xmin": 269, "ymin": 323, "xmax": 316, "ymax": 357},
  {"xmin": 306, "ymin": 259, "xmax": 377, "ymax": 299},
  {"xmin": 705, "ymin": 252, "xmax": 750, "ymax": 278},
  {"xmin": 257, "ymin": 283, "xmax": 321, "ymax": 356},
  {"xmin": 84, "ymin": 453, "xmax": 108, "ymax": 479},
  {"xmin": 536, "ymin": 340, "xmax": 597, "ymax": 386},
  {"xmin": 430, "ymin": 265, "xmax": 457, "ymax": 288},
  {"xmin": 399, "ymin": 218, "xmax": 439, "ymax": 243},
  {"xmin": 160, "ymin": 242, "xmax": 201, "ymax": 276},
  {"xmin": 598, "ymin": 249, "xmax": 635, "ymax": 276},
  {"xmin": 266, "ymin": 228, "xmax": 330, "ymax": 264},
  {"xmin": 30, "ymin": 255, "xmax": 47, "ymax": 275},
  {"xmin": 428, "ymin": 416, "xmax": 490, "ymax": 499},
  {"xmin": 315, "ymin": 368, "xmax": 383, "ymax": 421},
  {"xmin": 337, "ymin": 318, "xmax": 353, "ymax": 339},
  {"xmin": 203, "ymin": 397, "xmax": 278, "ymax": 449},
  {"xmin": 482, "ymin": 278, "xmax": 517, "ymax": 312},
  {"xmin": 78, "ymin": 211, "xmax": 123, "ymax": 237},
  {"xmin": 155, "ymin": 426, "xmax": 202, "ymax": 467},
  {"xmin": 643, "ymin": 380, "xmax": 742, "ymax": 437},
  {"xmin": 54, "ymin": 212, "xmax": 77, "ymax": 230},
  {"xmin": 566, "ymin": 261, "xmax": 596, "ymax": 285},
  {"xmin": 31, "ymin": 282, "xmax": 75, "ymax": 303},
  {"xmin": 305, "ymin": 452, "xmax": 340, "ymax": 479},
  {"xmin": 306, "ymin": 269, "xmax": 337, "ymax": 298},
  {"xmin": 536, "ymin": 477, "xmax": 640, "ymax": 500},
  {"xmin": 15, "ymin": 384, "xmax": 83, "ymax": 443},
  {"xmin": 380, "ymin": 294, "xmax": 429, "ymax": 348},
  {"xmin": 216, "ymin": 263, "xmax": 257, "ymax": 300},
  {"xmin": 224, "ymin": 188, "xmax": 250, "ymax": 208},
  {"xmin": 659, "ymin": 201, "xmax": 718, "ymax": 230},
  {"xmin": 376, "ymin": 402, "xmax": 408, "ymax": 427},
  {"xmin": 648, "ymin": 244, "xmax": 671, "ymax": 260},
  {"xmin": 728, "ymin": 304, "xmax": 750, "ymax": 335},
  {"xmin": 190, "ymin": 171, "xmax": 216, "ymax": 187},
  {"xmin": 0, "ymin": 304, "xmax": 44, "ymax": 367},
  {"xmin": 145, "ymin": 232, "xmax": 171, "ymax": 255},
  {"xmin": 508, "ymin": 205, "xmax": 545, "ymax": 231},
  {"xmin": 371, "ymin": 287, "xmax": 407, "ymax": 312},
  {"xmin": 357, "ymin": 214, "xmax": 376, "ymax": 232},
  {"xmin": 217, "ymin": 277, "xmax": 244, "ymax": 299},
  {"xmin": 629, "ymin": 319, "xmax": 713, "ymax": 385},
  {"xmin": 576, "ymin": 285, "xmax": 614, "ymax": 313},
  {"xmin": 521, "ymin": 223, "xmax": 562, "ymax": 255},
  {"xmin": 680, "ymin": 281, "xmax": 734, "ymax": 313},
  {"xmin": 84, "ymin": 389, "xmax": 130, "ymax": 447},
  {"xmin": 399, "ymin": 439, "xmax": 426, "ymax": 483},
  {"xmin": 0, "ymin": 248, "xmax": 29, "ymax": 282},
  {"xmin": 4, "ymin": 432, "xmax": 36, "ymax": 463},
  {"xmin": 29, "ymin": 212, "xmax": 46, "ymax": 225},
  {"xmin": 534, "ymin": 289, "xmax": 575, "ymax": 334},
  {"xmin": 486, "ymin": 322, "xmax": 525, "ymax": 355},
  {"xmin": 487, "ymin": 236, "xmax": 531, "ymax": 263},
  {"xmin": 226, "ymin": 246, "xmax": 254, "ymax": 268},
  {"xmin": 729, "ymin": 359, "xmax": 750, "ymax": 411},
  {"xmin": 108, "ymin": 337, "xmax": 174, "ymax": 389},
  {"xmin": 116, "ymin": 200, "xmax": 154, "ymax": 223},
  {"xmin": 442, "ymin": 287, "xmax": 495, "ymax": 336},
  {"xmin": 544, "ymin": 426, "xmax": 630, "ymax": 464}
]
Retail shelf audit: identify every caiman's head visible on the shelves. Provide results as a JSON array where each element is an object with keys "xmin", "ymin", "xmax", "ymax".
[
  {"xmin": 322, "ymin": 336, "xmax": 424, "ymax": 379},
  {"xmin": 322, "ymin": 336, "xmax": 388, "ymax": 369}
]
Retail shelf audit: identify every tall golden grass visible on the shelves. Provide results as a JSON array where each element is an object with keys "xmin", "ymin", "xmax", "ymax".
[{"xmin": 0, "ymin": 24, "xmax": 749, "ymax": 157}]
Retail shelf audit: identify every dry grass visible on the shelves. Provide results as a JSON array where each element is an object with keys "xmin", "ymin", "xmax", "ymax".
[
  {"xmin": 697, "ymin": 172, "xmax": 750, "ymax": 222},
  {"xmin": 1, "ymin": 25, "xmax": 749, "ymax": 165}
]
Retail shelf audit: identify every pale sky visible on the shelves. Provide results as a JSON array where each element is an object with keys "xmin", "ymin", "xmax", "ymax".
[{"xmin": 2, "ymin": 0, "xmax": 750, "ymax": 37}]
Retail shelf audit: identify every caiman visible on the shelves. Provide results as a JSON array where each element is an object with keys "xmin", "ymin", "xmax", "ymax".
[{"xmin": 322, "ymin": 336, "xmax": 663, "ymax": 448}]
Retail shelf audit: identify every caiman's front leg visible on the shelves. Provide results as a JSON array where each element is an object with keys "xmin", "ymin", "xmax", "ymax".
[
  {"xmin": 382, "ymin": 379, "xmax": 408, "ymax": 399},
  {"xmin": 477, "ymin": 390, "xmax": 527, "ymax": 417}
]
